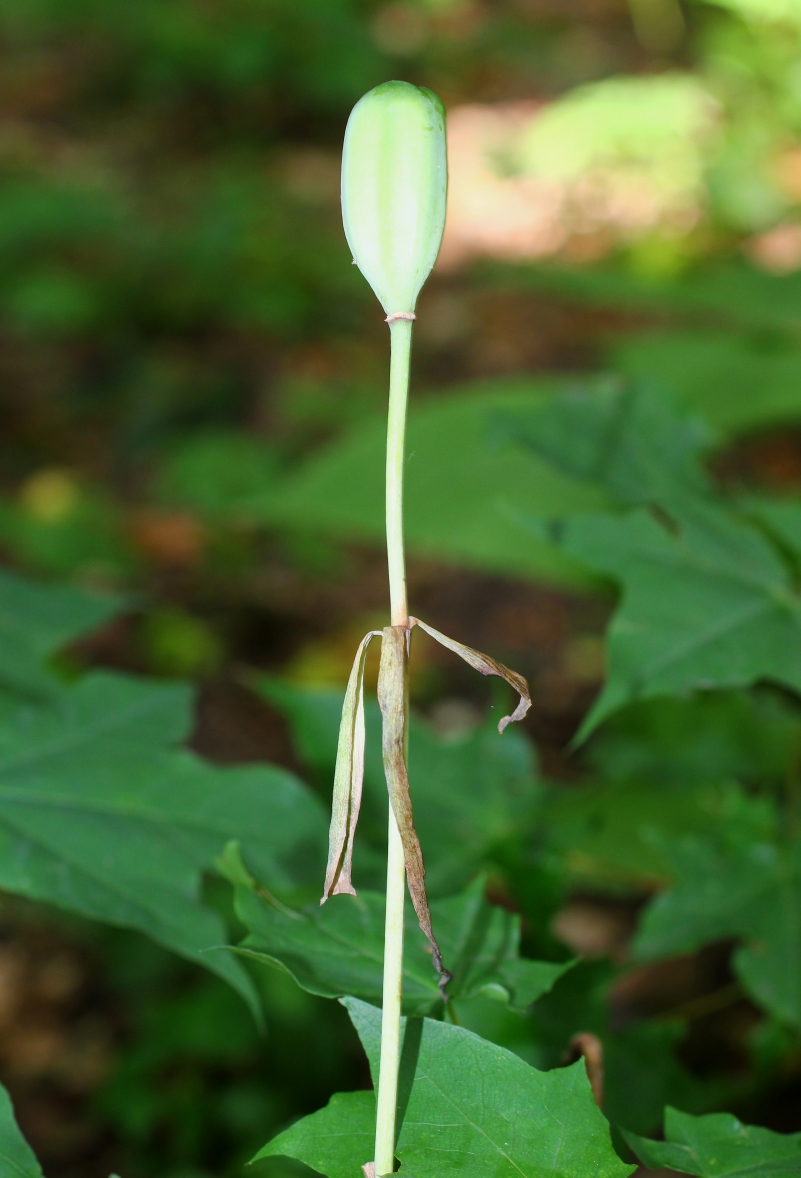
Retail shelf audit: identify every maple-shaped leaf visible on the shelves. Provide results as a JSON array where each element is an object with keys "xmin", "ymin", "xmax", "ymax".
[
  {"xmin": 0, "ymin": 567, "xmax": 121, "ymax": 697},
  {"xmin": 257, "ymin": 996, "xmax": 634, "ymax": 1178},
  {"xmin": 633, "ymin": 798, "xmax": 801, "ymax": 1025},
  {"xmin": 625, "ymin": 1106, "xmax": 801, "ymax": 1178},
  {"xmin": 502, "ymin": 385, "xmax": 801, "ymax": 740},
  {"xmin": 0, "ymin": 670, "xmax": 327, "ymax": 1015},
  {"xmin": 229, "ymin": 867, "xmax": 573, "ymax": 1016},
  {"xmin": 562, "ymin": 504, "xmax": 801, "ymax": 740}
]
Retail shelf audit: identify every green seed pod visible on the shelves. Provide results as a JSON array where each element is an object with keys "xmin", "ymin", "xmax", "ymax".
[{"xmin": 341, "ymin": 80, "xmax": 447, "ymax": 318}]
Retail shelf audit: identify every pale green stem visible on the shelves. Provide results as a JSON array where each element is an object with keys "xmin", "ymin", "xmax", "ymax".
[
  {"xmin": 374, "ymin": 806, "xmax": 406, "ymax": 1176},
  {"xmin": 386, "ymin": 319, "xmax": 412, "ymax": 629},
  {"xmin": 374, "ymin": 317, "xmax": 413, "ymax": 1176}
]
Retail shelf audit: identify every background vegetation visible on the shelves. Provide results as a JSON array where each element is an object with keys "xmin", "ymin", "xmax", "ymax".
[{"xmin": 5, "ymin": 1, "xmax": 801, "ymax": 1176}]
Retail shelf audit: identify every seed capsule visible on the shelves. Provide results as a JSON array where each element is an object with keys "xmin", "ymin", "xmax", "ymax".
[{"xmin": 341, "ymin": 80, "xmax": 447, "ymax": 317}]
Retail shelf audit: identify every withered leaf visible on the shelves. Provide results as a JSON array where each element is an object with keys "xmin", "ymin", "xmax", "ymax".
[
  {"xmin": 411, "ymin": 618, "xmax": 531, "ymax": 733},
  {"xmin": 321, "ymin": 630, "xmax": 380, "ymax": 902},
  {"xmin": 377, "ymin": 624, "xmax": 449, "ymax": 987}
]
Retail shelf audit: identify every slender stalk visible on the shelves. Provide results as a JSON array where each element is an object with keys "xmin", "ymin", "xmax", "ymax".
[
  {"xmin": 374, "ymin": 805, "xmax": 405, "ymax": 1175},
  {"xmin": 374, "ymin": 317, "xmax": 413, "ymax": 1176},
  {"xmin": 386, "ymin": 319, "xmax": 412, "ymax": 629}
]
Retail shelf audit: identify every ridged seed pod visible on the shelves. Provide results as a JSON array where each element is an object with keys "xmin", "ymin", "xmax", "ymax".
[{"xmin": 341, "ymin": 80, "xmax": 447, "ymax": 317}]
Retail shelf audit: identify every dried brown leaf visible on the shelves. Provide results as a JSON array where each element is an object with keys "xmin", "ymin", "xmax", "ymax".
[
  {"xmin": 410, "ymin": 618, "xmax": 531, "ymax": 733},
  {"xmin": 377, "ymin": 625, "xmax": 450, "ymax": 989},
  {"xmin": 321, "ymin": 630, "xmax": 380, "ymax": 903},
  {"xmin": 566, "ymin": 1033, "xmax": 604, "ymax": 1109}
]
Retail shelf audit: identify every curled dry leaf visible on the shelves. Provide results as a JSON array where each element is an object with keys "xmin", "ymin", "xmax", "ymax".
[
  {"xmin": 321, "ymin": 630, "xmax": 381, "ymax": 902},
  {"xmin": 322, "ymin": 617, "xmax": 528, "ymax": 991},
  {"xmin": 378, "ymin": 625, "xmax": 450, "ymax": 991},
  {"xmin": 410, "ymin": 618, "xmax": 531, "ymax": 733}
]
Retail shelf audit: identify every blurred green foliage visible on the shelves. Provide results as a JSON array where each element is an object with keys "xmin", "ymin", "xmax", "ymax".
[
  {"xmin": 8, "ymin": 1, "xmax": 801, "ymax": 1177},
  {"xmin": 91, "ymin": 928, "xmax": 362, "ymax": 1178}
]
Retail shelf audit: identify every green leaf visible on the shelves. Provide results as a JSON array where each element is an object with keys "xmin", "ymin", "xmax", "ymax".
[
  {"xmin": 748, "ymin": 499, "xmax": 801, "ymax": 566},
  {"xmin": 543, "ymin": 780, "xmax": 743, "ymax": 891},
  {"xmin": 0, "ymin": 568, "xmax": 121, "ymax": 696},
  {"xmin": 562, "ymin": 504, "xmax": 801, "ymax": 740},
  {"xmin": 624, "ymin": 1106, "xmax": 801, "ymax": 1177},
  {"xmin": 259, "ymin": 996, "xmax": 635, "ymax": 1178},
  {"xmin": 396, "ymin": 709, "xmax": 540, "ymax": 897},
  {"xmin": 613, "ymin": 330, "xmax": 801, "ymax": 435},
  {"xmin": 504, "ymin": 384, "xmax": 801, "ymax": 737},
  {"xmin": 257, "ymin": 1090, "xmax": 375, "ymax": 1178},
  {"xmin": 468, "ymin": 959, "xmax": 717, "ymax": 1136},
  {"xmin": 603, "ymin": 1024, "xmax": 724, "ymax": 1138},
  {"xmin": 259, "ymin": 677, "xmax": 541, "ymax": 897},
  {"xmin": 232, "ymin": 873, "xmax": 573, "ymax": 1015},
  {"xmin": 256, "ymin": 379, "xmax": 613, "ymax": 588},
  {"xmin": 499, "ymin": 383, "xmax": 801, "ymax": 745},
  {"xmin": 0, "ymin": 670, "xmax": 328, "ymax": 1014},
  {"xmin": 257, "ymin": 677, "xmax": 351, "ymax": 784},
  {"xmin": 500, "ymin": 382, "xmax": 712, "ymax": 511},
  {"xmin": 633, "ymin": 801, "xmax": 801, "ymax": 1025},
  {"xmin": 585, "ymin": 690, "xmax": 801, "ymax": 791},
  {"xmin": 0, "ymin": 1081, "xmax": 43, "ymax": 1178}
]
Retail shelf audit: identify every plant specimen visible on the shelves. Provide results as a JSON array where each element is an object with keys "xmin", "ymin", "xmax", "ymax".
[{"xmin": 328, "ymin": 80, "xmax": 531, "ymax": 1177}]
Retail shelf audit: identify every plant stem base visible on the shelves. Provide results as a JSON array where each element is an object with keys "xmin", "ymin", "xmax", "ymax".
[{"xmin": 373, "ymin": 806, "xmax": 405, "ymax": 1174}]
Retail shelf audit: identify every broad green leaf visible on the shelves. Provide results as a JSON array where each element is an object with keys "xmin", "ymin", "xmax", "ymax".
[
  {"xmin": 633, "ymin": 803, "xmax": 801, "ymax": 1025},
  {"xmin": 494, "ymin": 386, "xmax": 801, "ymax": 741},
  {"xmin": 258, "ymin": 677, "xmax": 354, "ymax": 786},
  {"xmin": 748, "ymin": 500, "xmax": 801, "ymax": 565},
  {"xmin": 603, "ymin": 1024, "xmax": 725, "ymax": 1138},
  {"xmin": 585, "ymin": 690, "xmax": 801, "ymax": 791},
  {"xmin": 502, "ymin": 381, "xmax": 711, "ymax": 514},
  {"xmin": 504, "ymin": 384, "xmax": 801, "ymax": 737},
  {"xmin": 232, "ymin": 874, "xmax": 573, "ymax": 1015},
  {"xmin": 0, "ymin": 1081, "xmax": 42, "ymax": 1178},
  {"xmin": 257, "ymin": 1089, "xmax": 375, "ymax": 1178},
  {"xmin": 543, "ymin": 780, "xmax": 743, "ymax": 891},
  {"xmin": 483, "ymin": 960, "xmax": 719, "ymax": 1135},
  {"xmin": 613, "ymin": 331, "xmax": 801, "ymax": 434},
  {"xmin": 259, "ymin": 677, "xmax": 541, "ymax": 897},
  {"xmin": 0, "ymin": 670, "xmax": 327, "ymax": 1014},
  {"xmin": 259, "ymin": 996, "xmax": 635, "ymax": 1178},
  {"xmin": 625, "ymin": 1106, "xmax": 801, "ymax": 1177},
  {"xmin": 254, "ymin": 379, "xmax": 613, "ymax": 587},
  {"xmin": 0, "ymin": 568, "xmax": 121, "ymax": 696},
  {"xmin": 561, "ymin": 505, "xmax": 801, "ymax": 739}
]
